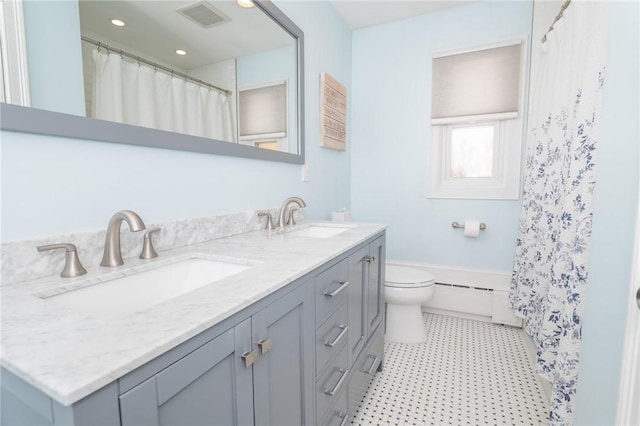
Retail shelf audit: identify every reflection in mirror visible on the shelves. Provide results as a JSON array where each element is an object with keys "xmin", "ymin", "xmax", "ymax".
[
  {"xmin": 1, "ymin": 0, "xmax": 303, "ymax": 159},
  {"xmin": 79, "ymin": 0, "xmax": 297, "ymax": 153}
]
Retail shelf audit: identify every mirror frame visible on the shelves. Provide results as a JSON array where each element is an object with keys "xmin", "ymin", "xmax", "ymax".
[{"xmin": 0, "ymin": 0, "xmax": 305, "ymax": 164}]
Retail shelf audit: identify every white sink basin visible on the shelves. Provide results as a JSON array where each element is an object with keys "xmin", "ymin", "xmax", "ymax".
[
  {"xmin": 40, "ymin": 256, "xmax": 251, "ymax": 319},
  {"xmin": 285, "ymin": 224, "xmax": 355, "ymax": 239}
]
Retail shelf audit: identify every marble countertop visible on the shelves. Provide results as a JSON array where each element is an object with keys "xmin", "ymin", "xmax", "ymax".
[{"xmin": 0, "ymin": 221, "xmax": 386, "ymax": 406}]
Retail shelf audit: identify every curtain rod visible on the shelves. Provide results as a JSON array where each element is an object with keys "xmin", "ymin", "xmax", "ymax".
[
  {"xmin": 81, "ymin": 36, "xmax": 232, "ymax": 96},
  {"xmin": 541, "ymin": 0, "xmax": 572, "ymax": 43}
]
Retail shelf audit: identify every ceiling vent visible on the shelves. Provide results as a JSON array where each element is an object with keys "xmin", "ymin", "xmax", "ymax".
[{"xmin": 177, "ymin": 1, "xmax": 231, "ymax": 28}]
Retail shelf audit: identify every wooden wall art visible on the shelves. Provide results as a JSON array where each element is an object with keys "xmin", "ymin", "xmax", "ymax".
[{"xmin": 319, "ymin": 72, "xmax": 346, "ymax": 151}]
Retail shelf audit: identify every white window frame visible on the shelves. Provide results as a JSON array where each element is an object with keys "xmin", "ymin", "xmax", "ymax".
[
  {"xmin": 427, "ymin": 37, "xmax": 527, "ymax": 200},
  {"xmin": 0, "ymin": 0, "xmax": 30, "ymax": 105},
  {"xmin": 430, "ymin": 119, "xmax": 523, "ymax": 199}
]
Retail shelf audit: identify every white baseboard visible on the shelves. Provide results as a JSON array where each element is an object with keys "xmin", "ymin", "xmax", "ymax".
[
  {"xmin": 387, "ymin": 260, "xmax": 522, "ymax": 327},
  {"xmin": 388, "ymin": 259, "xmax": 512, "ymax": 291},
  {"xmin": 421, "ymin": 307, "xmax": 496, "ymax": 324}
]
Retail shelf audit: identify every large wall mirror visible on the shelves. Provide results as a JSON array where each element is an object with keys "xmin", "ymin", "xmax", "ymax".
[{"xmin": 0, "ymin": 0, "xmax": 305, "ymax": 164}]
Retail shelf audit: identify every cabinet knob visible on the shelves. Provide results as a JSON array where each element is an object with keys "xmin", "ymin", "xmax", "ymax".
[
  {"xmin": 365, "ymin": 255, "xmax": 376, "ymax": 264},
  {"xmin": 241, "ymin": 348, "xmax": 259, "ymax": 368},
  {"xmin": 324, "ymin": 325, "xmax": 348, "ymax": 348},
  {"xmin": 363, "ymin": 354, "xmax": 381, "ymax": 375},
  {"xmin": 258, "ymin": 336, "xmax": 273, "ymax": 354},
  {"xmin": 337, "ymin": 412, "xmax": 350, "ymax": 426},
  {"xmin": 324, "ymin": 280, "xmax": 349, "ymax": 298},
  {"xmin": 324, "ymin": 368, "xmax": 349, "ymax": 396}
]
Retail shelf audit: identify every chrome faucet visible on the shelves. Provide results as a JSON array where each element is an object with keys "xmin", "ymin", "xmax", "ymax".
[
  {"xmin": 100, "ymin": 210, "xmax": 146, "ymax": 267},
  {"xmin": 277, "ymin": 197, "xmax": 307, "ymax": 228}
]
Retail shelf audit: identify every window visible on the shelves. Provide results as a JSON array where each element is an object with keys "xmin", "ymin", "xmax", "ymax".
[
  {"xmin": 427, "ymin": 39, "xmax": 526, "ymax": 200},
  {"xmin": 449, "ymin": 124, "xmax": 496, "ymax": 178},
  {"xmin": 238, "ymin": 80, "xmax": 287, "ymax": 150}
]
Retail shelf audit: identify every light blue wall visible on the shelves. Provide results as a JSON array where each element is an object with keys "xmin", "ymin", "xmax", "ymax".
[
  {"xmin": 0, "ymin": 0, "xmax": 352, "ymax": 241},
  {"xmin": 350, "ymin": 1, "xmax": 533, "ymax": 271},
  {"xmin": 573, "ymin": 1, "xmax": 640, "ymax": 424},
  {"xmin": 22, "ymin": 0, "xmax": 85, "ymax": 115}
]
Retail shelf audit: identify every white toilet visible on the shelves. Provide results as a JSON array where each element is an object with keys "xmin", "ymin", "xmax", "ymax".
[{"xmin": 384, "ymin": 264, "xmax": 435, "ymax": 344}]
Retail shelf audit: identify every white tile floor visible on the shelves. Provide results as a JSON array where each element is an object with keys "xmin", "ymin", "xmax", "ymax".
[{"xmin": 352, "ymin": 313, "xmax": 549, "ymax": 425}]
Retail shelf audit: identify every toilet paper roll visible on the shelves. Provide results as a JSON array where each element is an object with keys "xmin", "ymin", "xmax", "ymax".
[{"xmin": 464, "ymin": 220, "xmax": 481, "ymax": 238}]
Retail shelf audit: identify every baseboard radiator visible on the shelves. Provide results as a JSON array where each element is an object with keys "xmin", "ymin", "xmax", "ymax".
[{"xmin": 387, "ymin": 261, "xmax": 523, "ymax": 327}]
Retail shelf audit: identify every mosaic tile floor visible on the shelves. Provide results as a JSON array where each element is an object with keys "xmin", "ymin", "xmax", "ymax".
[{"xmin": 352, "ymin": 313, "xmax": 549, "ymax": 425}]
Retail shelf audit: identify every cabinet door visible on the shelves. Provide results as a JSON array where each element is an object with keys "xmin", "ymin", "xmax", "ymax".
[
  {"xmin": 252, "ymin": 281, "xmax": 314, "ymax": 426},
  {"xmin": 348, "ymin": 245, "xmax": 368, "ymax": 366},
  {"xmin": 367, "ymin": 235, "xmax": 385, "ymax": 338},
  {"xmin": 119, "ymin": 320, "xmax": 254, "ymax": 426},
  {"xmin": 347, "ymin": 324, "xmax": 384, "ymax": 419}
]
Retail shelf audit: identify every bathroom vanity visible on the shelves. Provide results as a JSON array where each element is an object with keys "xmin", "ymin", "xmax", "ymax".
[{"xmin": 1, "ymin": 222, "xmax": 386, "ymax": 426}]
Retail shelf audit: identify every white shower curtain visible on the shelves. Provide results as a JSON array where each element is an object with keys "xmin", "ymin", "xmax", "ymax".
[
  {"xmin": 92, "ymin": 50, "xmax": 234, "ymax": 142},
  {"xmin": 509, "ymin": 2, "xmax": 608, "ymax": 425}
]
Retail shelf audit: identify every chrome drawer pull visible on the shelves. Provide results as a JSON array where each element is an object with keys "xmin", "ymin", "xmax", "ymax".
[
  {"xmin": 324, "ymin": 325, "xmax": 349, "ymax": 348},
  {"xmin": 338, "ymin": 412, "xmax": 349, "ymax": 426},
  {"xmin": 258, "ymin": 336, "xmax": 273, "ymax": 354},
  {"xmin": 363, "ymin": 355, "xmax": 380, "ymax": 375},
  {"xmin": 324, "ymin": 368, "xmax": 349, "ymax": 396},
  {"xmin": 324, "ymin": 280, "xmax": 349, "ymax": 298},
  {"xmin": 241, "ymin": 348, "xmax": 259, "ymax": 368}
]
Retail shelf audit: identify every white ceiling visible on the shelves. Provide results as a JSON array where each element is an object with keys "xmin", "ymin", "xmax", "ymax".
[
  {"xmin": 79, "ymin": 0, "xmax": 295, "ymax": 70},
  {"xmin": 78, "ymin": 0, "xmax": 475, "ymax": 71},
  {"xmin": 329, "ymin": 0, "xmax": 476, "ymax": 30}
]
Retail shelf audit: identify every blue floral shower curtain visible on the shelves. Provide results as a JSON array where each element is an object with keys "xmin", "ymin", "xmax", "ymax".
[{"xmin": 509, "ymin": 2, "xmax": 609, "ymax": 424}]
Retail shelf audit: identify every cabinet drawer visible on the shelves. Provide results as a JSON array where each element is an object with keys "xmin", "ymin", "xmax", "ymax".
[
  {"xmin": 316, "ymin": 345, "xmax": 349, "ymax": 421},
  {"xmin": 320, "ymin": 385, "xmax": 348, "ymax": 426},
  {"xmin": 316, "ymin": 302, "xmax": 348, "ymax": 376},
  {"xmin": 315, "ymin": 259, "xmax": 349, "ymax": 324}
]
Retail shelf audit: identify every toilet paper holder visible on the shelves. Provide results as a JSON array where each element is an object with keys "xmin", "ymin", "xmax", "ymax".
[{"xmin": 451, "ymin": 221, "xmax": 487, "ymax": 230}]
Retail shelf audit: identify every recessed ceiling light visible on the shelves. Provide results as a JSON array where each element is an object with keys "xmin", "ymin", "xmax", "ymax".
[
  {"xmin": 237, "ymin": 0, "xmax": 254, "ymax": 8},
  {"xmin": 175, "ymin": 49, "xmax": 187, "ymax": 56},
  {"xmin": 110, "ymin": 18, "xmax": 126, "ymax": 27}
]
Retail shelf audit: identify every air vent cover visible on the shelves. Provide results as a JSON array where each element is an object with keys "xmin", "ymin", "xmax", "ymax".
[{"xmin": 177, "ymin": 1, "xmax": 231, "ymax": 28}]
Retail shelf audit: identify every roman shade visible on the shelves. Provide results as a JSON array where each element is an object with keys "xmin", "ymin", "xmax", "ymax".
[
  {"xmin": 238, "ymin": 82, "xmax": 287, "ymax": 139},
  {"xmin": 431, "ymin": 42, "xmax": 522, "ymax": 124}
]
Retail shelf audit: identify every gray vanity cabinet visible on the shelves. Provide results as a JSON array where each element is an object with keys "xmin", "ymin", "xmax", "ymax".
[
  {"xmin": 120, "ymin": 282, "xmax": 314, "ymax": 426},
  {"xmin": 345, "ymin": 234, "xmax": 386, "ymax": 420},
  {"xmin": 251, "ymin": 282, "xmax": 315, "ymax": 426},
  {"xmin": 1, "ymin": 231, "xmax": 386, "ymax": 426},
  {"xmin": 119, "ymin": 320, "xmax": 254, "ymax": 426},
  {"xmin": 347, "ymin": 245, "xmax": 368, "ymax": 366},
  {"xmin": 367, "ymin": 236, "xmax": 385, "ymax": 338},
  {"xmin": 348, "ymin": 235, "xmax": 385, "ymax": 366}
]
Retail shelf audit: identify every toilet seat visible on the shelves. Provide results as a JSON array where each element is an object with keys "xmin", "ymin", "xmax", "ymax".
[{"xmin": 385, "ymin": 265, "xmax": 435, "ymax": 288}]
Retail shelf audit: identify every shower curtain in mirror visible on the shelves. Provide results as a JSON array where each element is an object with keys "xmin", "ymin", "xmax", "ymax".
[
  {"xmin": 509, "ymin": 2, "xmax": 608, "ymax": 425},
  {"xmin": 92, "ymin": 50, "xmax": 234, "ymax": 142}
]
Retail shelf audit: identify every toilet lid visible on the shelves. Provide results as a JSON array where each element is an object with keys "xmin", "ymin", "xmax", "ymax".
[{"xmin": 386, "ymin": 265, "xmax": 435, "ymax": 288}]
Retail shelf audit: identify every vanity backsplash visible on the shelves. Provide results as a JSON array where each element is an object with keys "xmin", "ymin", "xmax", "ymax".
[{"xmin": 1, "ymin": 208, "xmax": 300, "ymax": 286}]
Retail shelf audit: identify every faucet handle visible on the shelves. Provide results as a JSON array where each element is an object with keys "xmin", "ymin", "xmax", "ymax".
[
  {"xmin": 257, "ymin": 212, "xmax": 275, "ymax": 231},
  {"xmin": 37, "ymin": 243, "xmax": 87, "ymax": 278},
  {"xmin": 287, "ymin": 208, "xmax": 299, "ymax": 226},
  {"xmin": 139, "ymin": 228, "xmax": 161, "ymax": 260}
]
